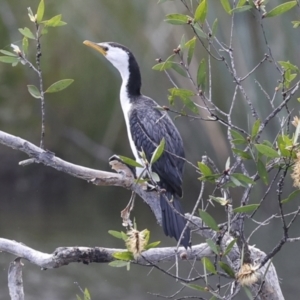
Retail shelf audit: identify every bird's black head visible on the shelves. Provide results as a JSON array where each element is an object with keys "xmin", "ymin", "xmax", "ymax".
[{"xmin": 83, "ymin": 41, "xmax": 142, "ymax": 96}]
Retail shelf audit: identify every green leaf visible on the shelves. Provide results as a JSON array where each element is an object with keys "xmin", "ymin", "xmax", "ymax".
[
  {"xmin": 118, "ymin": 155, "xmax": 143, "ymax": 168},
  {"xmin": 255, "ymin": 144, "xmax": 280, "ymax": 158},
  {"xmin": 278, "ymin": 61, "xmax": 299, "ymax": 72},
  {"xmin": 292, "ymin": 21, "xmax": 300, "ymax": 28},
  {"xmin": 257, "ymin": 159, "xmax": 268, "ymax": 185},
  {"xmin": 277, "ymin": 135, "xmax": 292, "ymax": 157},
  {"xmin": 152, "ymin": 61, "xmax": 173, "ymax": 71},
  {"xmin": 43, "ymin": 14, "xmax": 62, "ymax": 27},
  {"xmin": 206, "ymin": 238, "xmax": 219, "ymax": 255},
  {"xmin": 218, "ymin": 261, "xmax": 235, "ymax": 278},
  {"xmin": 202, "ymin": 257, "xmax": 217, "ymax": 274},
  {"xmin": 243, "ymin": 286, "xmax": 253, "ymax": 300},
  {"xmin": 180, "ymin": 97, "xmax": 198, "ymax": 113},
  {"xmin": 164, "ymin": 14, "xmax": 189, "ymax": 25},
  {"xmin": 150, "ymin": 172, "xmax": 160, "ymax": 182},
  {"xmin": 152, "ymin": 54, "xmax": 175, "ymax": 72},
  {"xmin": 27, "ymin": 85, "xmax": 41, "ymax": 99},
  {"xmin": 36, "ymin": 0, "xmax": 45, "ymax": 23},
  {"xmin": 170, "ymin": 62, "xmax": 187, "ymax": 77},
  {"xmin": 281, "ymin": 190, "xmax": 300, "ymax": 204},
  {"xmin": 197, "ymin": 58, "xmax": 207, "ymax": 90},
  {"xmin": 230, "ymin": 129, "xmax": 245, "ymax": 140},
  {"xmin": 55, "ymin": 21, "xmax": 67, "ymax": 27},
  {"xmin": 27, "ymin": 7, "xmax": 35, "ymax": 21},
  {"xmin": 232, "ymin": 138, "xmax": 247, "ymax": 145},
  {"xmin": 194, "ymin": 0, "xmax": 207, "ymax": 23},
  {"xmin": 230, "ymin": 5, "xmax": 252, "ymax": 14},
  {"xmin": 45, "ymin": 79, "xmax": 74, "ymax": 93},
  {"xmin": 192, "ymin": 23, "xmax": 207, "ymax": 38},
  {"xmin": 233, "ymin": 204, "xmax": 259, "ymax": 213},
  {"xmin": 143, "ymin": 229, "xmax": 150, "ymax": 245},
  {"xmin": 220, "ymin": 0, "xmax": 231, "ymax": 14},
  {"xmin": 237, "ymin": 0, "xmax": 247, "ymax": 7},
  {"xmin": 209, "ymin": 196, "xmax": 229, "ymax": 206},
  {"xmin": 199, "ymin": 210, "xmax": 219, "ymax": 231},
  {"xmin": 211, "ymin": 19, "xmax": 218, "ymax": 37},
  {"xmin": 198, "ymin": 162, "xmax": 212, "ymax": 176},
  {"xmin": 113, "ymin": 251, "xmax": 134, "ymax": 261},
  {"xmin": 230, "ymin": 175, "xmax": 242, "ymax": 187},
  {"xmin": 285, "ymin": 72, "xmax": 297, "ymax": 84},
  {"xmin": 199, "ymin": 174, "xmax": 221, "ymax": 183},
  {"xmin": 181, "ymin": 283, "xmax": 207, "ymax": 292},
  {"xmin": 251, "ymin": 119, "xmax": 261, "ymax": 139},
  {"xmin": 224, "ymin": 239, "xmax": 237, "ymax": 256},
  {"xmin": 109, "ymin": 260, "xmax": 129, "ymax": 268},
  {"xmin": 22, "ymin": 37, "xmax": 28, "ymax": 55},
  {"xmin": 265, "ymin": 1, "xmax": 297, "ymax": 18},
  {"xmin": 19, "ymin": 27, "xmax": 35, "ymax": 39},
  {"xmin": 185, "ymin": 37, "xmax": 196, "ymax": 65},
  {"xmin": 179, "ymin": 34, "xmax": 186, "ymax": 52},
  {"xmin": 231, "ymin": 130, "xmax": 247, "ymax": 145},
  {"xmin": 0, "ymin": 56, "xmax": 19, "ymax": 64},
  {"xmin": 231, "ymin": 173, "xmax": 255, "ymax": 185},
  {"xmin": 108, "ymin": 230, "xmax": 125, "ymax": 239},
  {"xmin": 0, "ymin": 50, "xmax": 16, "ymax": 57},
  {"xmin": 168, "ymin": 88, "xmax": 198, "ymax": 113},
  {"xmin": 83, "ymin": 288, "xmax": 91, "ymax": 300},
  {"xmin": 232, "ymin": 148, "xmax": 252, "ymax": 160},
  {"xmin": 145, "ymin": 241, "xmax": 161, "ymax": 250},
  {"xmin": 151, "ymin": 138, "xmax": 165, "ymax": 164}
]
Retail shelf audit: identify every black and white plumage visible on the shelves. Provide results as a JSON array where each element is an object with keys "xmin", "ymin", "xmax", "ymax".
[{"xmin": 83, "ymin": 41, "xmax": 190, "ymax": 248}]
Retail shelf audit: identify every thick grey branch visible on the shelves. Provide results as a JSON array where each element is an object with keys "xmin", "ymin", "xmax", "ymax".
[
  {"xmin": 189, "ymin": 215, "xmax": 284, "ymax": 300},
  {"xmin": 0, "ymin": 238, "xmax": 212, "ymax": 269},
  {"xmin": 8, "ymin": 258, "xmax": 24, "ymax": 300},
  {"xmin": 0, "ymin": 130, "xmax": 284, "ymax": 300},
  {"xmin": 0, "ymin": 130, "xmax": 162, "ymax": 223}
]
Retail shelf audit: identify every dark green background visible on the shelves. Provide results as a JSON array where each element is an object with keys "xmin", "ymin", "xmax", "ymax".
[{"xmin": 0, "ymin": 0, "xmax": 299, "ymax": 299}]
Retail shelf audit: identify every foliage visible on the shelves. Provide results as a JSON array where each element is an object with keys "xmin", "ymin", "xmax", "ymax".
[
  {"xmin": 0, "ymin": 0, "xmax": 300, "ymax": 299},
  {"xmin": 108, "ymin": 226, "xmax": 160, "ymax": 269},
  {"xmin": 0, "ymin": 0, "xmax": 72, "ymax": 148},
  {"xmin": 149, "ymin": 0, "xmax": 300, "ymax": 298}
]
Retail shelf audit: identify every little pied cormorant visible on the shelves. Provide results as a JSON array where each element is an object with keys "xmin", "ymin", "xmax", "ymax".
[{"xmin": 83, "ymin": 41, "xmax": 191, "ymax": 248}]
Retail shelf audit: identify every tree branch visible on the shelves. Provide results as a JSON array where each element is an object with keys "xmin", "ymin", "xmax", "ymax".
[
  {"xmin": 0, "ymin": 130, "xmax": 162, "ymax": 223},
  {"xmin": 0, "ymin": 238, "xmax": 212, "ymax": 268},
  {"xmin": 0, "ymin": 130, "xmax": 285, "ymax": 300}
]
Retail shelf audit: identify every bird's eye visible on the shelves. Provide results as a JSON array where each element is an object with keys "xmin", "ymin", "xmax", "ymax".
[{"xmin": 102, "ymin": 46, "xmax": 108, "ymax": 51}]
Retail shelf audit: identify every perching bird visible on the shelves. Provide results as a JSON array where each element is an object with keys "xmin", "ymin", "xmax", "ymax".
[{"xmin": 83, "ymin": 41, "xmax": 190, "ymax": 248}]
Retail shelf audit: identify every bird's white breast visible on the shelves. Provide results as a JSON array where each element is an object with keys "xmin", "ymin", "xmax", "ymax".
[{"xmin": 120, "ymin": 83, "xmax": 143, "ymax": 176}]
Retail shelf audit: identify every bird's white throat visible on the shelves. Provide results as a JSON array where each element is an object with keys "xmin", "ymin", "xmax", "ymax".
[{"xmin": 119, "ymin": 73, "xmax": 144, "ymax": 175}]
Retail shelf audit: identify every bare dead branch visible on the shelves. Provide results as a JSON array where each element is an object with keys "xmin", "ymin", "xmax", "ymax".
[
  {"xmin": 0, "ymin": 238, "xmax": 212, "ymax": 269},
  {"xmin": 0, "ymin": 130, "xmax": 164, "ymax": 223},
  {"xmin": 0, "ymin": 130, "xmax": 285, "ymax": 300},
  {"xmin": 188, "ymin": 215, "xmax": 284, "ymax": 300},
  {"xmin": 8, "ymin": 258, "xmax": 24, "ymax": 300}
]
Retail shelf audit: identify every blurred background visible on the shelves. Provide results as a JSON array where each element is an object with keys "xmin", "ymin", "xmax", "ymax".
[{"xmin": 0, "ymin": 0, "xmax": 299, "ymax": 299}]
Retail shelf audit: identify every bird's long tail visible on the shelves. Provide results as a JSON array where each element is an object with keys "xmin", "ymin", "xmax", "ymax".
[{"xmin": 160, "ymin": 192, "xmax": 190, "ymax": 248}]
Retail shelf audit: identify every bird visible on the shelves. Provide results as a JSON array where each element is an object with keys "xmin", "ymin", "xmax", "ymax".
[{"xmin": 83, "ymin": 40, "xmax": 191, "ymax": 248}]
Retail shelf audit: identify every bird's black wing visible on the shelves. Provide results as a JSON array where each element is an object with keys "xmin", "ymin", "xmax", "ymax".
[
  {"xmin": 129, "ymin": 97, "xmax": 185, "ymax": 197},
  {"xmin": 129, "ymin": 97, "xmax": 190, "ymax": 248}
]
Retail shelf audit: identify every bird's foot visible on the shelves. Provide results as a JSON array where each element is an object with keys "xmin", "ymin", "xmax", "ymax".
[{"xmin": 109, "ymin": 154, "xmax": 136, "ymax": 178}]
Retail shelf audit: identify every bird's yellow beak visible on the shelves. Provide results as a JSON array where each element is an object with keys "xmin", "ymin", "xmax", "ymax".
[{"xmin": 83, "ymin": 40, "xmax": 107, "ymax": 56}]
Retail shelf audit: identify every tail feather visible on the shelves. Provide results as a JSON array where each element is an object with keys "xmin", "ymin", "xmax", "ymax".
[{"xmin": 160, "ymin": 193, "xmax": 190, "ymax": 248}]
